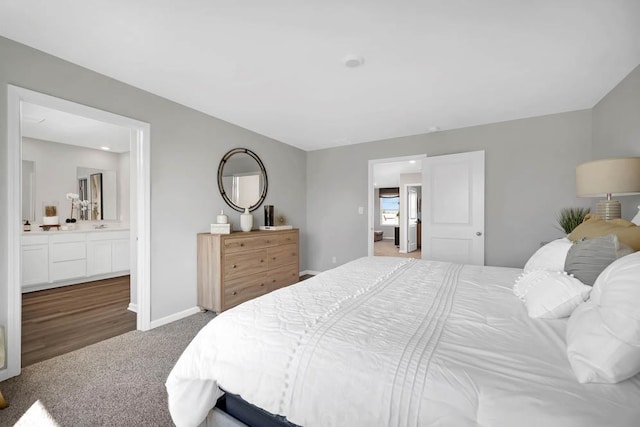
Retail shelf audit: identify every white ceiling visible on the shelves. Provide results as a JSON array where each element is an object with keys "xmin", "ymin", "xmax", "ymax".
[
  {"xmin": 22, "ymin": 103, "xmax": 131, "ymax": 153},
  {"xmin": 2, "ymin": 0, "xmax": 639, "ymax": 151}
]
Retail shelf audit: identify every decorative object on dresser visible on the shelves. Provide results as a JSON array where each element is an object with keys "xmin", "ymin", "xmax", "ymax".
[
  {"xmin": 197, "ymin": 229, "xmax": 299, "ymax": 312},
  {"xmin": 259, "ymin": 225, "xmax": 293, "ymax": 231},
  {"xmin": 216, "ymin": 210, "xmax": 228, "ymax": 224},
  {"xmin": 211, "ymin": 209, "xmax": 231, "ymax": 234},
  {"xmin": 210, "ymin": 223, "xmax": 231, "ymax": 234},
  {"xmin": 264, "ymin": 204, "xmax": 274, "ymax": 226},
  {"xmin": 576, "ymin": 157, "xmax": 640, "ymax": 220},
  {"xmin": 240, "ymin": 208, "xmax": 253, "ymax": 232}
]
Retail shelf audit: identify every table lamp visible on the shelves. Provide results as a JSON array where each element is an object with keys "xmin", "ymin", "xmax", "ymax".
[{"xmin": 576, "ymin": 157, "xmax": 640, "ymax": 220}]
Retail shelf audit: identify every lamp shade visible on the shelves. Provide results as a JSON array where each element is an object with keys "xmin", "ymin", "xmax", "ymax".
[{"xmin": 576, "ymin": 158, "xmax": 640, "ymax": 197}]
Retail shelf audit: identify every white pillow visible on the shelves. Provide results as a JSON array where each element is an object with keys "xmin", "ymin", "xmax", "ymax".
[
  {"xmin": 523, "ymin": 238, "xmax": 573, "ymax": 274},
  {"xmin": 513, "ymin": 270, "xmax": 591, "ymax": 319},
  {"xmin": 567, "ymin": 251, "xmax": 640, "ymax": 383},
  {"xmin": 632, "ymin": 205, "xmax": 640, "ymax": 226}
]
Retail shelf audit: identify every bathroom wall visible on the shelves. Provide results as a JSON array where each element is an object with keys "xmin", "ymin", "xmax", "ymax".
[{"xmin": 21, "ymin": 137, "xmax": 125, "ymax": 224}]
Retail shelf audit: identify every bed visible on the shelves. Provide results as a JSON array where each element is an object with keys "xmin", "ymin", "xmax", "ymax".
[{"xmin": 166, "ymin": 256, "xmax": 640, "ymax": 427}]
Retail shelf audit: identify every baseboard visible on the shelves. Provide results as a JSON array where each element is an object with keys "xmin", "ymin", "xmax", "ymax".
[
  {"xmin": 149, "ymin": 306, "xmax": 202, "ymax": 329},
  {"xmin": 382, "ymin": 237, "xmax": 394, "ymax": 240},
  {"xmin": 300, "ymin": 270, "xmax": 321, "ymax": 276},
  {"xmin": 127, "ymin": 303, "xmax": 138, "ymax": 313},
  {"xmin": 0, "ymin": 368, "xmax": 8, "ymax": 382}
]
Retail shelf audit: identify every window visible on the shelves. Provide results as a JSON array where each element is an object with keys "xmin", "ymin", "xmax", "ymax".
[{"xmin": 380, "ymin": 197, "xmax": 399, "ymax": 225}]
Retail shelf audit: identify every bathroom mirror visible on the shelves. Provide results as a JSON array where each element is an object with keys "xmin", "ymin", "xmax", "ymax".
[
  {"xmin": 22, "ymin": 160, "xmax": 36, "ymax": 222},
  {"xmin": 77, "ymin": 167, "xmax": 117, "ymax": 220},
  {"xmin": 217, "ymin": 148, "xmax": 268, "ymax": 212}
]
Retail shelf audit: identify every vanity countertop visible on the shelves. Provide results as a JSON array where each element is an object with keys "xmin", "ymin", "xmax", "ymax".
[{"xmin": 23, "ymin": 225, "xmax": 130, "ymax": 235}]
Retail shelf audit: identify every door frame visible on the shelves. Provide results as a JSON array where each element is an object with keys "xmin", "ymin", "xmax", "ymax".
[
  {"xmin": 404, "ymin": 184, "xmax": 420, "ymax": 253},
  {"xmin": 368, "ymin": 154, "xmax": 427, "ymax": 256},
  {"xmin": 3, "ymin": 85, "xmax": 151, "ymax": 380}
]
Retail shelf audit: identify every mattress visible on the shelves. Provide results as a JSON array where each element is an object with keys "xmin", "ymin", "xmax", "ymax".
[{"xmin": 166, "ymin": 257, "xmax": 640, "ymax": 427}]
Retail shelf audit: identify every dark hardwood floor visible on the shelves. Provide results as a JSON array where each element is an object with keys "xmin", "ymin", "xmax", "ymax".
[{"xmin": 21, "ymin": 275, "xmax": 136, "ymax": 368}]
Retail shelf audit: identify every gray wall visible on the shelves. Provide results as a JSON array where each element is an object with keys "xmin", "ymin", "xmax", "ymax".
[
  {"xmin": 0, "ymin": 36, "xmax": 307, "ymax": 329},
  {"xmin": 307, "ymin": 110, "xmax": 593, "ymax": 271},
  {"xmin": 592, "ymin": 64, "xmax": 640, "ymax": 220}
]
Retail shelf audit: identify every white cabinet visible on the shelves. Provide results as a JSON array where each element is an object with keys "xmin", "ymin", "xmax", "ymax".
[
  {"xmin": 50, "ymin": 234, "xmax": 87, "ymax": 282},
  {"xmin": 87, "ymin": 231, "xmax": 130, "ymax": 276},
  {"xmin": 112, "ymin": 238, "xmax": 130, "ymax": 272},
  {"xmin": 87, "ymin": 240, "xmax": 112, "ymax": 276},
  {"xmin": 22, "ymin": 235, "xmax": 49, "ymax": 286},
  {"xmin": 21, "ymin": 229, "xmax": 130, "ymax": 290}
]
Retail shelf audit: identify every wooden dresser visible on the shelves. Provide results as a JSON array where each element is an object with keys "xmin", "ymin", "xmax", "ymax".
[{"xmin": 197, "ymin": 229, "xmax": 299, "ymax": 312}]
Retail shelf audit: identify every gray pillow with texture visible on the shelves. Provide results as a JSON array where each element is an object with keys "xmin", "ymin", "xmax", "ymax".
[{"xmin": 564, "ymin": 235, "xmax": 633, "ymax": 286}]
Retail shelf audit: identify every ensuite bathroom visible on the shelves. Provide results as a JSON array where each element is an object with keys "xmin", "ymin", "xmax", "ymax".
[{"xmin": 19, "ymin": 101, "xmax": 135, "ymax": 367}]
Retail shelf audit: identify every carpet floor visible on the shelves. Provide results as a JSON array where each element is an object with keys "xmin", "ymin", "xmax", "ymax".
[{"xmin": 1, "ymin": 311, "xmax": 216, "ymax": 427}]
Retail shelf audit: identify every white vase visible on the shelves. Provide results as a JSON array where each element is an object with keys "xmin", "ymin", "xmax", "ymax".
[
  {"xmin": 240, "ymin": 208, "xmax": 253, "ymax": 232},
  {"xmin": 216, "ymin": 210, "xmax": 228, "ymax": 224}
]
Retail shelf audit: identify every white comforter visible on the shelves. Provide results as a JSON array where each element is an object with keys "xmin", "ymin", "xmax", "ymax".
[{"xmin": 166, "ymin": 257, "xmax": 640, "ymax": 427}]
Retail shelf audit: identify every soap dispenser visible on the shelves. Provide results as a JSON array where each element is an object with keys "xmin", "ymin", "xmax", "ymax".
[{"xmin": 24, "ymin": 220, "xmax": 31, "ymax": 232}]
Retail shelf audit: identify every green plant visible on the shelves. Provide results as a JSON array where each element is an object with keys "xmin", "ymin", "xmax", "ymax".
[{"xmin": 556, "ymin": 207, "xmax": 590, "ymax": 234}]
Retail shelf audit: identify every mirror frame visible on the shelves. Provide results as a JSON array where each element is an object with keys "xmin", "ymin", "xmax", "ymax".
[{"xmin": 217, "ymin": 147, "xmax": 268, "ymax": 212}]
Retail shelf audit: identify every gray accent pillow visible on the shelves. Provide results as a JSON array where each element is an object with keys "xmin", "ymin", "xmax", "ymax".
[{"xmin": 564, "ymin": 235, "xmax": 633, "ymax": 286}]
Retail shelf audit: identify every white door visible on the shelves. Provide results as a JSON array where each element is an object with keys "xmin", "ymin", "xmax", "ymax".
[
  {"xmin": 407, "ymin": 187, "xmax": 418, "ymax": 252},
  {"xmin": 422, "ymin": 151, "xmax": 485, "ymax": 265}
]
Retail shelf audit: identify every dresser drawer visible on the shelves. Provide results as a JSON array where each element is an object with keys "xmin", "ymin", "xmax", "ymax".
[
  {"xmin": 268, "ymin": 243, "xmax": 298, "ymax": 269},
  {"xmin": 267, "ymin": 265, "xmax": 299, "ymax": 291},
  {"xmin": 224, "ymin": 249, "xmax": 268, "ymax": 279},
  {"xmin": 223, "ymin": 273, "xmax": 269, "ymax": 310},
  {"xmin": 276, "ymin": 231, "xmax": 298, "ymax": 246},
  {"xmin": 224, "ymin": 235, "xmax": 278, "ymax": 253}
]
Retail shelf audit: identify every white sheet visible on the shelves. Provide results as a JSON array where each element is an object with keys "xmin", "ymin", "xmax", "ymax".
[{"xmin": 166, "ymin": 257, "xmax": 640, "ymax": 427}]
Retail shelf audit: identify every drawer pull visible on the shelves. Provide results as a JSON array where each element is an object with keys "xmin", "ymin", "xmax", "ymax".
[
  {"xmin": 266, "ymin": 240, "xmax": 270, "ymax": 244},
  {"xmin": 233, "ymin": 264, "xmax": 237, "ymax": 268},
  {"xmin": 272, "ymin": 279, "xmax": 276, "ymax": 283},
  {"xmin": 261, "ymin": 283, "xmax": 265, "ymax": 287},
  {"xmin": 260, "ymin": 259, "xmax": 264, "ymax": 263},
  {"xmin": 233, "ymin": 291, "xmax": 238, "ymax": 296},
  {"xmin": 240, "ymin": 243, "xmax": 244, "ymax": 247},
  {"xmin": 292, "ymin": 252, "xmax": 296, "ymax": 256},
  {"xmin": 272, "ymin": 257, "xmax": 276, "ymax": 260}
]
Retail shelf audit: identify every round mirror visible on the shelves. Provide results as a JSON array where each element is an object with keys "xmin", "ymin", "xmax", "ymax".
[{"xmin": 217, "ymin": 148, "xmax": 268, "ymax": 212}]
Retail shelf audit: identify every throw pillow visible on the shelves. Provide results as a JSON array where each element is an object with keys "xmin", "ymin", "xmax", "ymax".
[
  {"xmin": 566, "ymin": 251, "xmax": 640, "ymax": 383},
  {"xmin": 523, "ymin": 238, "xmax": 573, "ymax": 274},
  {"xmin": 513, "ymin": 270, "xmax": 591, "ymax": 319},
  {"xmin": 568, "ymin": 214, "xmax": 640, "ymax": 251},
  {"xmin": 564, "ymin": 235, "xmax": 633, "ymax": 286}
]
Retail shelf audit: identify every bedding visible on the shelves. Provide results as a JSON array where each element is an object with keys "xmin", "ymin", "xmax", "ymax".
[
  {"xmin": 568, "ymin": 214, "xmax": 640, "ymax": 251},
  {"xmin": 513, "ymin": 270, "xmax": 591, "ymax": 319},
  {"xmin": 523, "ymin": 238, "xmax": 572, "ymax": 274},
  {"xmin": 166, "ymin": 257, "xmax": 640, "ymax": 427},
  {"xmin": 567, "ymin": 251, "xmax": 640, "ymax": 384}
]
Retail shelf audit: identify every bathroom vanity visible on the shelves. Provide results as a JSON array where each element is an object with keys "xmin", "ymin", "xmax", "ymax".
[{"xmin": 21, "ymin": 228, "xmax": 130, "ymax": 292}]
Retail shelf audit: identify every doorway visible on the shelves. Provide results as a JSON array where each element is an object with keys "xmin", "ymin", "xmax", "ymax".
[
  {"xmin": 368, "ymin": 151, "xmax": 486, "ymax": 264},
  {"xmin": 368, "ymin": 155, "xmax": 425, "ymax": 259},
  {"xmin": 3, "ymin": 86, "xmax": 151, "ymax": 381}
]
